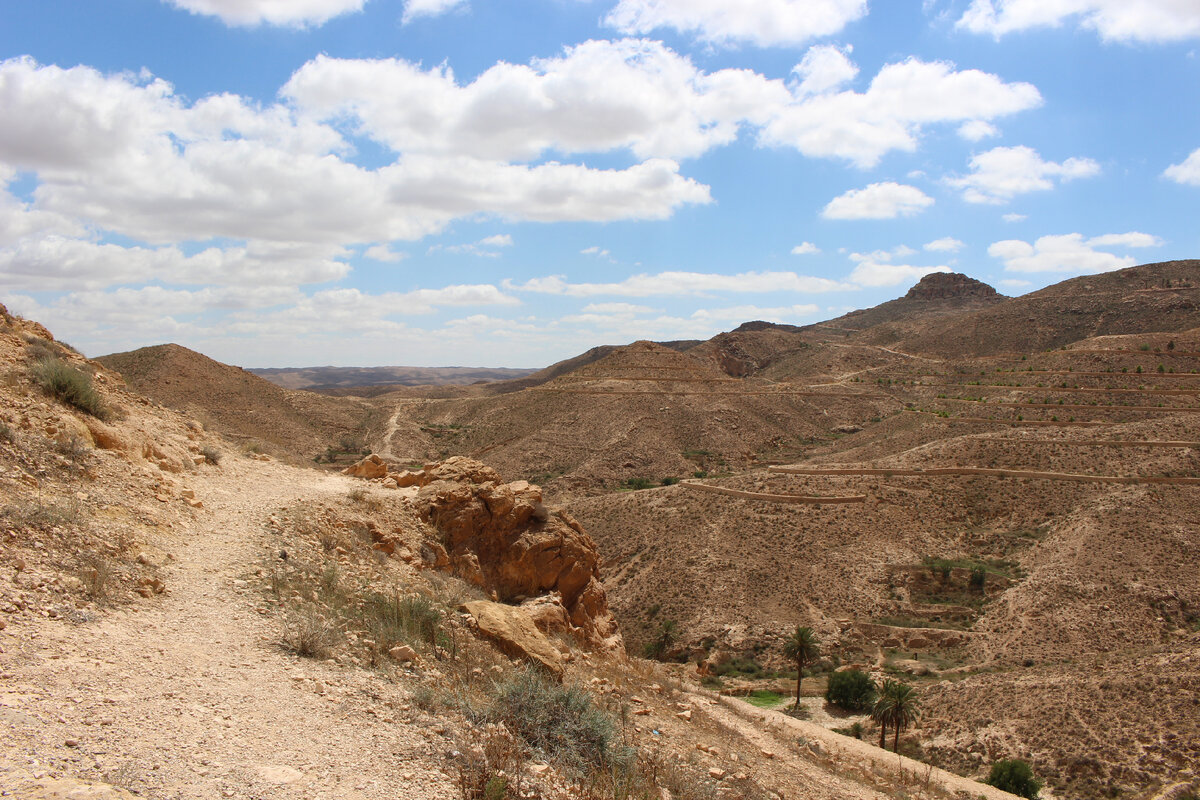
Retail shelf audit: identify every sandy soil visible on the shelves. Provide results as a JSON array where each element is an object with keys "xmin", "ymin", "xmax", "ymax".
[{"xmin": 0, "ymin": 456, "xmax": 457, "ymax": 800}]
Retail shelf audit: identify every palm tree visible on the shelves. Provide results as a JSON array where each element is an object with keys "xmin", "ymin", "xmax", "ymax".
[
  {"xmin": 782, "ymin": 626, "xmax": 820, "ymax": 710},
  {"xmin": 888, "ymin": 681, "xmax": 919, "ymax": 752},
  {"xmin": 871, "ymin": 679, "xmax": 920, "ymax": 751}
]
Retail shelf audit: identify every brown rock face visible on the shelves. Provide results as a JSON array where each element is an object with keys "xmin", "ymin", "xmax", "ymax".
[
  {"xmin": 342, "ymin": 453, "xmax": 388, "ymax": 479},
  {"xmin": 460, "ymin": 600, "xmax": 565, "ymax": 678},
  {"xmin": 903, "ymin": 272, "xmax": 999, "ymax": 301},
  {"xmin": 412, "ymin": 457, "xmax": 622, "ymax": 651}
]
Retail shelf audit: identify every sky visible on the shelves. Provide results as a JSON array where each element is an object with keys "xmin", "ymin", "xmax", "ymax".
[{"xmin": 1, "ymin": 0, "xmax": 1199, "ymax": 368}]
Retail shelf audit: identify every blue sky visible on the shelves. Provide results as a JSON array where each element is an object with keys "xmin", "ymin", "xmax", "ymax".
[{"xmin": 1, "ymin": 0, "xmax": 1198, "ymax": 368}]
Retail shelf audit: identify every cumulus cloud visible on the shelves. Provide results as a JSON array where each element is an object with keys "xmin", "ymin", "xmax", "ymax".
[
  {"xmin": 364, "ymin": 244, "xmax": 407, "ymax": 262},
  {"xmin": 792, "ymin": 45, "xmax": 859, "ymax": 96},
  {"xmin": 402, "ymin": 0, "xmax": 467, "ymax": 23},
  {"xmin": 0, "ymin": 57, "xmax": 711, "ymax": 251},
  {"xmin": 958, "ymin": 0, "xmax": 1200, "ymax": 42},
  {"xmin": 0, "ymin": 236, "xmax": 351, "ymax": 292},
  {"xmin": 284, "ymin": 43, "xmax": 1041, "ymax": 169},
  {"xmin": 164, "ymin": 0, "xmax": 367, "ymax": 27},
  {"xmin": 605, "ymin": 0, "xmax": 867, "ymax": 47},
  {"xmin": 988, "ymin": 232, "xmax": 1163, "ymax": 273},
  {"xmin": 689, "ymin": 303, "xmax": 819, "ymax": 322},
  {"xmin": 435, "ymin": 233, "xmax": 516, "ymax": 257},
  {"xmin": 760, "ymin": 56, "xmax": 1041, "ymax": 168},
  {"xmin": 924, "ymin": 237, "xmax": 964, "ymax": 252},
  {"xmin": 507, "ymin": 270, "xmax": 849, "ymax": 297},
  {"xmin": 847, "ymin": 247, "xmax": 950, "ymax": 287},
  {"xmin": 947, "ymin": 145, "xmax": 1100, "ymax": 203},
  {"xmin": 1164, "ymin": 148, "xmax": 1200, "ymax": 185},
  {"xmin": 958, "ymin": 120, "xmax": 999, "ymax": 141},
  {"xmin": 822, "ymin": 182, "xmax": 934, "ymax": 220},
  {"xmin": 791, "ymin": 242, "xmax": 820, "ymax": 255},
  {"xmin": 1002, "ymin": 212, "xmax": 1027, "ymax": 222}
]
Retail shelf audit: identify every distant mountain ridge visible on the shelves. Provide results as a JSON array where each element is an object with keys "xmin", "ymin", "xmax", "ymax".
[{"xmin": 249, "ymin": 365, "xmax": 538, "ymax": 392}]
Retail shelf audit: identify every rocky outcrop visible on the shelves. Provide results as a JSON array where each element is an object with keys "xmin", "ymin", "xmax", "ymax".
[
  {"xmin": 460, "ymin": 600, "xmax": 565, "ymax": 678},
  {"xmin": 903, "ymin": 272, "xmax": 999, "ymax": 301},
  {"xmin": 408, "ymin": 457, "xmax": 622, "ymax": 652},
  {"xmin": 342, "ymin": 453, "xmax": 388, "ymax": 479}
]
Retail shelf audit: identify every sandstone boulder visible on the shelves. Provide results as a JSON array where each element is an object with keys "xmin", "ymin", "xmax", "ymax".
[
  {"xmin": 460, "ymin": 600, "xmax": 564, "ymax": 678},
  {"xmin": 415, "ymin": 458, "xmax": 621, "ymax": 651},
  {"xmin": 343, "ymin": 454, "xmax": 388, "ymax": 479}
]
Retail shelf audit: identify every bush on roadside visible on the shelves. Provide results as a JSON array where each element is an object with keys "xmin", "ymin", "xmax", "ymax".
[
  {"xmin": 491, "ymin": 667, "xmax": 615, "ymax": 774},
  {"xmin": 31, "ymin": 357, "xmax": 110, "ymax": 420}
]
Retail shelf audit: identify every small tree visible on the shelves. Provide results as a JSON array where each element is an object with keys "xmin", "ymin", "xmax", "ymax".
[
  {"xmin": 986, "ymin": 759, "xmax": 1042, "ymax": 800},
  {"xmin": 825, "ymin": 668, "xmax": 876, "ymax": 711},
  {"xmin": 642, "ymin": 619, "xmax": 677, "ymax": 661},
  {"xmin": 871, "ymin": 679, "xmax": 920, "ymax": 751},
  {"xmin": 782, "ymin": 626, "xmax": 820, "ymax": 710}
]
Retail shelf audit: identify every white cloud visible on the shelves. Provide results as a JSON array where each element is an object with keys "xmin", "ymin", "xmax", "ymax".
[
  {"xmin": 1002, "ymin": 212, "xmax": 1027, "ymax": 222},
  {"xmin": 436, "ymin": 233, "xmax": 517, "ymax": 257},
  {"xmin": 792, "ymin": 45, "xmax": 859, "ymax": 96},
  {"xmin": 580, "ymin": 302, "xmax": 656, "ymax": 314},
  {"xmin": 846, "ymin": 247, "xmax": 950, "ymax": 287},
  {"xmin": 364, "ymin": 244, "xmax": 408, "ymax": 262},
  {"xmin": 848, "ymin": 259, "xmax": 950, "ymax": 287},
  {"xmin": 988, "ymin": 232, "xmax": 1163, "ymax": 273},
  {"xmin": 947, "ymin": 145, "xmax": 1100, "ymax": 204},
  {"xmin": 791, "ymin": 242, "xmax": 821, "ymax": 255},
  {"xmin": 164, "ymin": 0, "xmax": 366, "ymax": 27},
  {"xmin": 924, "ymin": 237, "xmax": 964, "ymax": 252},
  {"xmin": 402, "ymin": 0, "xmax": 467, "ymax": 23},
  {"xmin": 605, "ymin": 0, "xmax": 868, "ymax": 47},
  {"xmin": 1164, "ymin": 148, "xmax": 1200, "ymax": 186},
  {"xmin": 958, "ymin": 119, "xmax": 999, "ymax": 141},
  {"xmin": 0, "ymin": 236, "xmax": 350, "ymax": 292},
  {"xmin": 958, "ymin": 0, "xmax": 1200, "ymax": 42},
  {"xmin": 822, "ymin": 182, "xmax": 934, "ymax": 220},
  {"xmin": 690, "ymin": 303, "xmax": 819, "ymax": 322},
  {"xmin": 507, "ymin": 270, "xmax": 850, "ymax": 297},
  {"xmin": 760, "ymin": 56, "xmax": 1041, "ymax": 168},
  {"xmin": 0, "ymin": 57, "xmax": 711, "ymax": 252},
  {"xmin": 1087, "ymin": 232, "xmax": 1164, "ymax": 248},
  {"xmin": 284, "ymin": 43, "xmax": 1041, "ymax": 169}
]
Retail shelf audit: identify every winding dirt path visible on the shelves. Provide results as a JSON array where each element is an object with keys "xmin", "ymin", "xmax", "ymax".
[{"xmin": 0, "ymin": 457, "xmax": 456, "ymax": 799}]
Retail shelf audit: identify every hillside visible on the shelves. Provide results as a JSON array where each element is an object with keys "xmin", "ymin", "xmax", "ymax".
[
  {"xmin": 0, "ymin": 303, "xmax": 1024, "ymax": 800},
  {"xmin": 98, "ymin": 344, "xmax": 377, "ymax": 461},
  {"xmin": 864, "ymin": 260, "xmax": 1200, "ymax": 357}
]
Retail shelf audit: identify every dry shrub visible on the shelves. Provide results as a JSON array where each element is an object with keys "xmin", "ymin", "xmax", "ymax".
[
  {"xmin": 281, "ymin": 607, "xmax": 338, "ymax": 659},
  {"xmin": 30, "ymin": 357, "xmax": 110, "ymax": 420}
]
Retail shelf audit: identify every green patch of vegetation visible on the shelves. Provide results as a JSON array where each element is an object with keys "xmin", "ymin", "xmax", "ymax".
[
  {"xmin": 30, "ymin": 357, "xmax": 110, "ymax": 420},
  {"xmin": 825, "ymin": 668, "xmax": 876, "ymax": 711},
  {"xmin": 833, "ymin": 722, "xmax": 864, "ymax": 739},
  {"xmin": 986, "ymin": 759, "xmax": 1042, "ymax": 799},
  {"xmin": 641, "ymin": 619, "xmax": 677, "ymax": 661},
  {"xmin": 491, "ymin": 667, "xmax": 616, "ymax": 775},
  {"xmin": 743, "ymin": 689, "xmax": 785, "ymax": 708}
]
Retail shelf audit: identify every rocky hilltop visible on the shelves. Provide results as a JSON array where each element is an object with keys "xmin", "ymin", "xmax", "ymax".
[{"xmin": 902, "ymin": 271, "xmax": 999, "ymax": 301}]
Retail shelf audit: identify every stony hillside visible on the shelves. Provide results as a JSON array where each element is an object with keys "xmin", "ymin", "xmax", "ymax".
[
  {"xmin": 98, "ymin": 344, "xmax": 376, "ymax": 462},
  {"xmin": 3, "ymin": 303, "xmax": 1023, "ymax": 800}
]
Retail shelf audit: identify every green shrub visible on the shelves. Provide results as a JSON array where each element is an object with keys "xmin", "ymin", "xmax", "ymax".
[
  {"xmin": 660, "ymin": 477, "xmax": 679, "ymax": 486},
  {"xmin": 491, "ymin": 667, "xmax": 615, "ymax": 774},
  {"xmin": 641, "ymin": 619, "xmax": 677, "ymax": 661},
  {"xmin": 825, "ymin": 668, "xmax": 877, "ymax": 711},
  {"xmin": 986, "ymin": 759, "xmax": 1042, "ymax": 799},
  {"xmin": 31, "ymin": 357, "xmax": 109, "ymax": 420},
  {"xmin": 620, "ymin": 477, "xmax": 655, "ymax": 491}
]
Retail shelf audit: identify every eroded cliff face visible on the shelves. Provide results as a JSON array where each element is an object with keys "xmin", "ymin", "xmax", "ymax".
[{"xmin": 345, "ymin": 455, "xmax": 623, "ymax": 652}]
